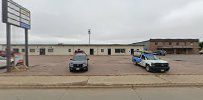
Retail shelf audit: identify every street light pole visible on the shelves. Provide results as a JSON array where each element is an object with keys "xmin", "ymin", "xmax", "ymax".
[{"xmin": 88, "ymin": 29, "xmax": 91, "ymax": 45}]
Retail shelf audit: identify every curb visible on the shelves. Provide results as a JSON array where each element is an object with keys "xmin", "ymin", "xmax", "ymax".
[{"xmin": 0, "ymin": 83, "xmax": 203, "ymax": 89}]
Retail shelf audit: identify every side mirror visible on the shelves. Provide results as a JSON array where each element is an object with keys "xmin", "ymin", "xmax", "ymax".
[
  {"xmin": 70, "ymin": 59, "xmax": 73, "ymax": 60},
  {"xmin": 87, "ymin": 58, "xmax": 90, "ymax": 60}
]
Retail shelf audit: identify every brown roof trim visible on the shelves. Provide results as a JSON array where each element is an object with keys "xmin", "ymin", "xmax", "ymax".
[{"xmin": 150, "ymin": 39, "xmax": 199, "ymax": 42}]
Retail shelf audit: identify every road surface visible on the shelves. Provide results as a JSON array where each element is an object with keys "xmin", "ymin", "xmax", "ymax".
[{"xmin": 0, "ymin": 87, "xmax": 203, "ymax": 100}]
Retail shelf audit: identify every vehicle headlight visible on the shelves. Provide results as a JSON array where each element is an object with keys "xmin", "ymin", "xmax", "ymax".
[
  {"xmin": 69, "ymin": 63, "xmax": 74, "ymax": 67},
  {"xmin": 83, "ymin": 63, "xmax": 87, "ymax": 67},
  {"xmin": 151, "ymin": 63, "xmax": 155, "ymax": 66}
]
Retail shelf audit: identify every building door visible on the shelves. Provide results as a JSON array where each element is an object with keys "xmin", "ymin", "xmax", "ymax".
[
  {"xmin": 90, "ymin": 49, "xmax": 94, "ymax": 55},
  {"xmin": 131, "ymin": 49, "xmax": 134, "ymax": 55},
  {"xmin": 108, "ymin": 49, "xmax": 111, "ymax": 55},
  {"xmin": 40, "ymin": 48, "xmax": 46, "ymax": 55}
]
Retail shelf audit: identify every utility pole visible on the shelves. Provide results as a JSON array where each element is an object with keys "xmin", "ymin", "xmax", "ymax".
[{"xmin": 88, "ymin": 29, "xmax": 91, "ymax": 45}]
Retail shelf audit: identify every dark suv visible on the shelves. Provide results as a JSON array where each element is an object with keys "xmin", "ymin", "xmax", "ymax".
[{"xmin": 69, "ymin": 53, "xmax": 89, "ymax": 72}]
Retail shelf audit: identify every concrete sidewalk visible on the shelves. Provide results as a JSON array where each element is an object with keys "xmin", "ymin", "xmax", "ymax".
[{"xmin": 0, "ymin": 75, "xmax": 203, "ymax": 88}]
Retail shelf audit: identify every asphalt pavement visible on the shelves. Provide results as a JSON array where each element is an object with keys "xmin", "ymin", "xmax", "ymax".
[{"xmin": 1, "ymin": 55, "xmax": 203, "ymax": 76}]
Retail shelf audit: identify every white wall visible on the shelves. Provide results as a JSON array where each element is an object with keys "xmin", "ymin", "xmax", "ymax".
[{"xmin": 2, "ymin": 45, "xmax": 144, "ymax": 56}]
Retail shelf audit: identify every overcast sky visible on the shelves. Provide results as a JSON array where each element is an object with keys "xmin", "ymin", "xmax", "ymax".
[{"xmin": 0, "ymin": 0, "xmax": 203, "ymax": 44}]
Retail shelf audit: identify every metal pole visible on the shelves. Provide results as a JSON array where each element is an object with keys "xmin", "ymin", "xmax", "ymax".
[
  {"xmin": 88, "ymin": 29, "xmax": 91, "ymax": 45},
  {"xmin": 6, "ymin": 24, "xmax": 11, "ymax": 72},
  {"xmin": 25, "ymin": 29, "xmax": 29, "ymax": 66}
]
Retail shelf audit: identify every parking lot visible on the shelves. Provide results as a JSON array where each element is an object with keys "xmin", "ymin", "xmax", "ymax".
[{"xmin": 0, "ymin": 55, "xmax": 203, "ymax": 76}]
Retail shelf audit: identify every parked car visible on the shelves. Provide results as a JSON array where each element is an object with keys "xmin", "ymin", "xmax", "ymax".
[
  {"xmin": 200, "ymin": 50, "xmax": 203, "ymax": 54},
  {"xmin": 153, "ymin": 50, "xmax": 167, "ymax": 56},
  {"xmin": 132, "ymin": 53, "xmax": 170, "ymax": 72},
  {"xmin": 0, "ymin": 51, "xmax": 6, "ymax": 57},
  {"xmin": 0, "ymin": 56, "xmax": 6, "ymax": 68},
  {"xmin": 69, "ymin": 53, "xmax": 89, "ymax": 72},
  {"xmin": 0, "ymin": 56, "xmax": 14, "ymax": 69}
]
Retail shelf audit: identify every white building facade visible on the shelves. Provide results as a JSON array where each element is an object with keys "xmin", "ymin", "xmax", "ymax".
[{"xmin": 0, "ymin": 44, "xmax": 144, "ymax": 56}]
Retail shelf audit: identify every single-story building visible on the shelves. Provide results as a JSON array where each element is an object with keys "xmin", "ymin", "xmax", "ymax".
[{"xmin": 0, "ymin": 44, "xmax": 144, "ymax": 56}]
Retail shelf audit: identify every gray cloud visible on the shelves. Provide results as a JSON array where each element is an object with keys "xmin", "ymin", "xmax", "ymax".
[{"xmin": 0, "ymin": 0, "xmax": 202, "ymax": 44}]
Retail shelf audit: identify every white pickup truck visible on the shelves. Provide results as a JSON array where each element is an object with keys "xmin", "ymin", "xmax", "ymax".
[{"xmin": 132, "ymin": 54, "xmax": 170, "ymax": 72}]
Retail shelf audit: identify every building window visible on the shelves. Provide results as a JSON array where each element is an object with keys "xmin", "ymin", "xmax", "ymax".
[
  {"xmin": 155, "ymin": 42, "xmax": 158, "ymax": 45},
  {"xmin": 30, "ymin": 49, "xmax": 35, "ymax": 53},
  {"xmin": 169, "ymin": 42, "xmax": 172, "ymax": 45},
  {"xmin": 101, "ymin": 49, "xmax": 104, "ymax": 52},
  {"xmin": 21, "ymin": 49, "xmax": 25, "ymax": 52},
  {"xmin": 115, "ymin": 49, "xmax": 126, "ymax": 53},
  {"xmin": 176, "ymin": 42, "xmax": 179, "ymax": 46},
  {"xmin": 68, "ymin": 49, "xmax": 71, "ymax": 52},
  {"xmin": 48, "ymin": 49, "xmax": 54, "ymax": 52},
  {"xmin": 190, "ymin": 42, "xmax": 193, "ymax": 45},
  {"xmin": 13, "ymin": 48, "xmax": 19, "ymax": 53}
]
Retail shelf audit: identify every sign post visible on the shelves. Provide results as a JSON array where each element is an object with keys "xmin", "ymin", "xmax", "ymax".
[
  {"xmin": 2, "ymin": 0, "xmax": 31, "ymax": 72},
  {"xmin": 6, "ymin": 24, "xmax": 11, "ymax": 72},
  {"xmin": 25, "ymin": 29, "xmax": 29, "ymax": 66}
]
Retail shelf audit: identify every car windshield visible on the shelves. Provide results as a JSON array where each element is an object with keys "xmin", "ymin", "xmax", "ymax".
[
  {"xmin": 73, "ymin": 55, "xmax": 87, "ymax": 61},
  {"xmin": 146, "ymin": 55, "xmax": 159, "ymax": 60}
]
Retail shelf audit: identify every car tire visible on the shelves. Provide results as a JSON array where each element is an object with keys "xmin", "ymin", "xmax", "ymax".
[
  {"xmin": 165, "ymin": 68, "xmax": 170, "ymax": 72},
  {"xmin": 69, "ymin": 68, "xmax": 73, "ymax": 72},
  {"xmin": 133, "ymin": 60, "xmax": 138, "ymax": 65},
  {"xmin": 85, "ymin": 67, "xmax": 88, "ymax": 72},
  {"xmin": 135, "ymin": 62, "xmax": 138, "ymax": 66},
  {"xmin": 146, "ymin": 65, "xmax": 151, "ymax": 72},
  {"xmin": 10, "ymin": 62, "xmax": 14, "ymax": 67}
]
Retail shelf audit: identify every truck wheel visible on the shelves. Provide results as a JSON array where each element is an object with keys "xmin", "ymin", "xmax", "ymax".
[
  {"xmin": 133, "ymin": 61, "xmax": 138, "ymax": 65},
  {"xmin": 146, "ymin": 65, "xmax": 151, "ymax": 72},
  {"xmin": 135, "ymin": 62, "xmax": 138, "ymax": 66}
]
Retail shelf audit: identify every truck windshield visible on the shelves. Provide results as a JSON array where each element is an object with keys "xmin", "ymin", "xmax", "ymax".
[
  {"xmin": 73, "ymin": 55, "xmax": 86, "ymax": 61},
  {"xmin": 146, "ymin": 55, "xmax": 159, "ymax": 60}
]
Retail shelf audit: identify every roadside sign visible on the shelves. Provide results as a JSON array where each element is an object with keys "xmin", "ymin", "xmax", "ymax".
[
  {"xmin": 2, "ymin": 0, "xmax": 31, "ymax": 72},
  {"xmin": 2, "ymin": 0, "xmax": 31, "ymax": 29}
]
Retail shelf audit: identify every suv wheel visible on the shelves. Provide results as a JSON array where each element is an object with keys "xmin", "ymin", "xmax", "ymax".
[
  {"xmin": 146, "ymin": 65, "xmax": 151, "ymax": 72},
  {"xmin": 85, "ymin": 67, "xmax": 88, "ymax": 72},
  {"xmin": 69, "ymin": 68, "xmax": 73, "ymax": 72}
]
